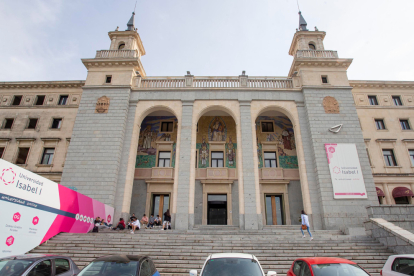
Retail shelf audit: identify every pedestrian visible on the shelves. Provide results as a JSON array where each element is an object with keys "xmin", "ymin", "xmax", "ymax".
[
  {"xmin": 163, "ymin": 209, "xmax": 171, "ymax": 230},
  {"xmin": 301, "ymin": 210, "xmax": 313, "ymax": 241}
]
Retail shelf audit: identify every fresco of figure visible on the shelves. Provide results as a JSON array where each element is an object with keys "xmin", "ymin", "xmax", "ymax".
[
  {"xmin": 282, "ymin": 128, "xmax": 292, "ymax": 150},
  {"xmin": 140, "ymin": 126, "xmax": 153, "ymax": 149},
  {"xmin": 200, "ymin": 137, "xmax": 209, "ymax": 167},
  {"xmin": 210, "ymin": 117, "xmax": 224, "ymax": 141},
  {"xmin": 289, "ymin": 130, "xmax": 296, "ymax": 150},
  {"xmin": 226, "ymin": 136, "xmax": 235, "ymax": 166}
]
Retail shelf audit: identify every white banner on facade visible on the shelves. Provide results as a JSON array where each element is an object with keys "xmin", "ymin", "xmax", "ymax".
[{"xmin": 325, "ymin": 143, "xmax": 367, "ymax": 199}]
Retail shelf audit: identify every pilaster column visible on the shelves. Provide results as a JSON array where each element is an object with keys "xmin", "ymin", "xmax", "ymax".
[
  {"xmin": 175, "ymin": 100, "xmax": 194, "ymax": 230},
  {"xmin": 239, "ymin": 100, "xmax": 261, "ymax": 230}
]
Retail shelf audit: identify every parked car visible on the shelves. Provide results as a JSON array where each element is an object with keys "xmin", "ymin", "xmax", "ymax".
[
  {"xmin": 78, "ymin": 255, "xmax": 159, "ymax": 276},
  {"xmin": 189, "ymin": 253, "xmax": 276, "ymax": 276},
  {"xmin": 0, "ymin": 254, "xmax": 80, "ymax": 276},
  {"xmin": 381, "ymin": 254, "xmax": 414, "ymax": 276},
  {"xmin": 286, "ymin": 257, "xmax": 370, "ymax": 276}
]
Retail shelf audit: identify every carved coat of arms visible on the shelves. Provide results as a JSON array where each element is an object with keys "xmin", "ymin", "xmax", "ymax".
[{"xmin": 95, "ymin": 96, "xmax": 110, "ymax": 113}]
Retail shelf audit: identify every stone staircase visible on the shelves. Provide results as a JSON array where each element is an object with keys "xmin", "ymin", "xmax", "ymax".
[{"xmin": 30, "ymin": 226, "xmax": 392, "ymax": 276}]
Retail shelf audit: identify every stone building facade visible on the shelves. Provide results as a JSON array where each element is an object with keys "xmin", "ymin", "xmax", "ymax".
[{"xmin": 0, "ymin": 13, "xmax": 413, "ymax": 231}]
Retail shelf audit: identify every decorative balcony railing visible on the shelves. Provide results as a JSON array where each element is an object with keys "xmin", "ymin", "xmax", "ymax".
[
  {"xmin": 296, "ymin": 50, "xmax": 338, "ymax": 58},
  {"xmin": 95, "ymin": 50, "xmax": 139, "ymax": 58},
  {"xmin": 138, "ymin": 77, "xmax": 294, "ymax": 89}
]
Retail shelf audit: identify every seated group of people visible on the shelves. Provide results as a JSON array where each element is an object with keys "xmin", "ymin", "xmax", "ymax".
[
  {"xmin": 93, "ymin": 217, "xmax": 112, "ymax": 230},
  {"xmin": 110, "ymin": 210, "xmax": 172, "ymax": 234}
]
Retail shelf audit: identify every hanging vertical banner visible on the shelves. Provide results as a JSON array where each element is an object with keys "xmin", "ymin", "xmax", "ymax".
[
  {"xmin": 0, "ymin": 159, "xmax": 114, "ymax": 258},
  {"xmin": 325, "ymin": 143, "xmax": 367, "ymax": 199}
]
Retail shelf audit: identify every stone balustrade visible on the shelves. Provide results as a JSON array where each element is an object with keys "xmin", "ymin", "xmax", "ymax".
[
  {"xmin": 95, "ymin": 50, "xmax": 138, "ymax": 58},
  {"xmin": 259, "ymin": 168, "xmax": 300, "ymax": 180},
  {"xmin": 139, "ymin": 77, "xmax": 293, "ymax": 89},
  {"xmin": 296, "ymin": 50, "xmax": 339, "ymax": 58}
]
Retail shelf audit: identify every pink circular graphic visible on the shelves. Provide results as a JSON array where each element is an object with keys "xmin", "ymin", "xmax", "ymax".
[
  {"xmin": 333, "ymin": 166, "xmax": 341, "ymax": 174},
  {"xmin": 329, "ymin": 147, "xmax": 336, "ymax": 153},
  {"xmin": 32, "ymin": 216, "xmax": 39, "ymax": 225},
  {"xmin": 6, "ymin": 236, "xmax": 14, "ymax": 246},
  {"xmin": 1, "ymin": 168, "xmax": 16, "ymax": 185},
  {"xmin": 13, "ymin": 212, "xmax": 21, "ymax": 222},
  {"xmin": 107, "ymin": 215, "xmax": 111, "ymax": 223}
]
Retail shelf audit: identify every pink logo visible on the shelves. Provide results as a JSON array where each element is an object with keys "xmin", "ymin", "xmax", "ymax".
[
  {"xmin": 1, "ymin": 168, "xmax": 16, "ymax": 185},
  {"xmin": 328, "ymin": 147, "xmax": 336, "ymax": 153},
  {"xmin": 32, "ymin": 216, "xmax": 39, "ymax": 225},
  {"xmin": 333, "ymin": 166, "xmax": 341, "ymax": 174},
  {"xmin": 13, "ymin": 212, "xmax": 21, "ymax": 222},
  {"xmin": 6, "ymin": 236, "xmax": 14, "ymax": 246},
  {"xmin": 107, "ymin": 215, "xmax": 111, "ymax": 223}
]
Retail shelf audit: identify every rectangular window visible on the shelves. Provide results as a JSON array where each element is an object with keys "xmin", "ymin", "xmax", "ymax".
[
  {"xmin": 211, "ymin": 151, "xmax": 224, "ymax": 167},
  {"xmin": 41, "ymin": 148, "xmax": 55, "ymax": 165},
  {"xmin": 35, "ymin": 95, "xmax": 45, "ymax": 106},
  {"xmin": 383, "ymin": 149, "xmax": 397, "ymax": 167},
  {"xmin": 264, "ymin": 152, "xmax": 277, "ymax": 168},
  {"xmin": 105, "ymin": 76, "xmax": 112, "ymax": 84},
  {"xmin": 27, "ymin": 118, "xmax": 38, "ymax": 129},
  {"xmin": 51, "ymin": 118, "xmax": 62, "ymax": 129},
  {"xmin": 3, "ymin": 118, "xmax": 14, "ymax": 129},
  {"xmin": 321, "ymin": 76, "xmax": 328, "ymax": 84},
  {"xmin": 161, "ymin": 122, "xmax": 173, "ymax": 132},
  {"xmin": 158, "ymin": 151, "xmax": 171, "ymax": 167},
  {"xmin": 55, "ymin": 258, "xmax": 70, "ymax": 275},
  {"xmin": 392, "ymin": 96, "xmax": 403, "ymax": 106},
  {"xmin": 58, "ymin": 95, "xmax": 68, "ymax": 105},
  {"xmin": 400, "ymin": 119, "xmax": 411, "ymax": 130},
  {"xmin": 12, "ymin": 95, "xmax": 22, "ymax": 106},
  {"xmin": 409, "ymin": 150, "xmax": 414, "ymax": 166},
  {"xmin": 16, "ymin": 147, "xmax": 30, "ymax": 165},
  {"xmin": 0, "ymin": 147, "xmax": 4, "ymax": 158},
  {"xmin": 368, "ymin": 95, "xmax": 378, "ymax": 105},
  {"xmin": 261, "ymin": 122, "xmax": 274, "ymax": 132},
  {"xmin": 375, "ymin": 119, "xmax": 386, "ymax": 130}
]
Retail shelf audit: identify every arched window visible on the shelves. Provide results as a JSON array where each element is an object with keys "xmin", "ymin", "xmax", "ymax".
[
  {"xmin": 308, "ymin": 43, "xmax": 316, "ymax": 50},
  {"xmin": 118, "ymin": 43, "xmax": 126, "ymax": 50}
]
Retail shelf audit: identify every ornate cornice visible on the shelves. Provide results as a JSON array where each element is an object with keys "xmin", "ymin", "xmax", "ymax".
[
  {"xmin": 350, "ymin": 80, "xmax": 414, "ymax": 89},
  {"xmin": 0, "ymin": 81, "xmax": 84, "ymax": 90}
]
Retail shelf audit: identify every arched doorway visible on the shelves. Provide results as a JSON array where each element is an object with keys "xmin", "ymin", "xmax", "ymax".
[{"xmin": 254, "ymin": 110, "xmax": 302, "ymax": 226}]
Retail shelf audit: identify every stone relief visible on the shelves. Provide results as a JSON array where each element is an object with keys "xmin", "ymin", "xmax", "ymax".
[
  {"xmin": 95, "ymin": 96, "xmax": 110, "ymax": 113},
  {"xmin": 323, "ymin": 96, "xmax": 340, "ymax": 114}
]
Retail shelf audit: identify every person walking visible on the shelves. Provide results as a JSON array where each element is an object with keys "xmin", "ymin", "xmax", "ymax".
[
  {"xmin": 163, "ymin": 209, "xmax": 171, "ymax": 230},
  {"xmin": 301, "ymin": 210, "xmax": 313, "ymax": 241}
]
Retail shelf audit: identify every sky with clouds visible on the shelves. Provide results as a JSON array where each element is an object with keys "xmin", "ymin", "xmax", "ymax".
[{"xmin": 1, "ymin": 0, "xmax": 413, "ymax": 82}]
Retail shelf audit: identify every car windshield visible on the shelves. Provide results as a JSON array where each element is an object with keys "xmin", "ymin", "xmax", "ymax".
[
  {"xmin": 0, "ymin": 259, "xmax": 34, "ymax": 276},
  {"xmin": 78, "ymin": 261, "xmax": 139, "ymax": 276},
  {"xmin": 201, "ymin": 258, "xmax": 263, "ymax": 276},
  {"xmin": 312, "ymin": 263, "xmax": 370, "ymax": 276}
]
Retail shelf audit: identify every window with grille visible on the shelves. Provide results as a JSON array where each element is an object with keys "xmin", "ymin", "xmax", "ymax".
[
  {"xmin": 158, "ymin": 151, "xmax": 171, "ymax": 167},
  {"xmin": 211, "ymin": 152, "xmax": 224, "ymax": 167},
  {"xmin": 392, "ymin": 96, "xmax": 403, "ymax": 106},
  {"xmin": 261, "ymin": 122, "xmax": 274, "ymax": 132},
  {"xmin": 400, "ymin": 120, "xmax": 411, "ymax": 130},
  {"xmin": 161, "ymin": 122, "xmax": 173, "ymax": 132},
  {"xmin": 375, "ymin": 119, "xmax": 386, "ymax": 130},
  {"xmin": 383, "ymin": 149, "xmax": 397, "ymax": 167},
  {"xmin": 41, "ymin": 148, "xmax": 55, "ymax": 165},
  {"xmin": 58, "ymin": 95, "xmax": 68, "ymax": 105},
  {"xmin": 368, "ymin": 96, "xmax": 378, "ymax": 105},
  {"xmin": 264, "ymin": 152, "xmax": 277, "ymax": 168}
]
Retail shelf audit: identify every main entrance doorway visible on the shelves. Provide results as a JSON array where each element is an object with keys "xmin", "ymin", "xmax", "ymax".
[
  {"xmin": 152, "ymin": 194, "xmax": 170, "ymax": 218},
  {"xmin": 207, "ymin": 194, "xmax": 227, "ymax": 225},
  {"xmin": 265, "ymin": 195, "xmax": 284, "ymax": 225}
]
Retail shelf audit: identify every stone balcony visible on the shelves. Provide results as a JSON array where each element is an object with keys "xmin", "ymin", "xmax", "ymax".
[
  {"xmin": 196, "ymin": 168, "xmax": 237, "ymax": 180},
  {"xmin": 95, "ymin": 50, "xmax": 139, "ymax": 59},
  {"xmin": 260, "ymin": 168, "xmax": 300, "ymax": 180},
  {"xmin": 134, "ymin": 167, "xmax": 174, "ymax": 180},
  {"xmin": 296, "ymin": 50, "xmax": 338, "ymax": 59}
]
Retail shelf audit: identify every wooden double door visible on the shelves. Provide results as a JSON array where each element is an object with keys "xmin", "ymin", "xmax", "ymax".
[
  {"xmin": 265, "ymin": 195, "xmax": 284, "ymax": 225},
  {"xmin": 152, "ymin": 194, "xmax": 170, "ymax": 218}
]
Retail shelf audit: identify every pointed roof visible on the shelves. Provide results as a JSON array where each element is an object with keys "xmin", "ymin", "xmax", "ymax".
[
  {"xmin": 127, "ymin": 12, "xmax": 135, "ymax": 31},
  {"xmin": 298, "ymin": 11, "xmax": 308, "ymax": 31}
]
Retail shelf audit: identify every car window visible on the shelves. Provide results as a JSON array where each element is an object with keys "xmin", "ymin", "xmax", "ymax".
[
  {"xmin": 201, "ymin": 258, "xmax": 263, "ymax": 276},
  {"xmin": 312, "ymin": 263, "xmax": 369, "ymax": 276},
  {"xmin": 28, "ymin": 260, "xmax": 52, "ymax": 276},
  {"xmin": 55, "ymin": 259, "xmax": 70, "ymax": 275},
  {"xmin": 301, "ymin": 263, "xmax": 311, "ymax": 276},
  {"xmin": 392, "ymin": 258, "xmax": 414, "ymax": 275},
  {"xmin": 0, "ymin": 259, "xmax": 33, "ymax": 276},
  {"xmin": 140, "ymin": 260, "xmax": 151, "ymax": 276},
  {"xmin": 293, "ymin": 261, "xmax": 303, "ymax": 276}
]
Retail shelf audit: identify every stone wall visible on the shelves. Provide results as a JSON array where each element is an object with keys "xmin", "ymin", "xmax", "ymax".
[
  {"xmin": 288, "ymin": 180, "xmax": 303, "ymax": 225},
  {"xmin": 367, "ymin": 205, "xmax": 414, "ymax": 234},
  {"xmin": 365, "ymin": 218, "xmax": 414, "ymax": 254},
  {"xmin": 130, "ymin": 180, "xmax": 147, "ymax": 218}
]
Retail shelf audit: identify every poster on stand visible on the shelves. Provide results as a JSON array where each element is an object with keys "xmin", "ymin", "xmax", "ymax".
[
  {"xmin": 325, "ymin": 143, "xmax": 367, "ymax": 199},
  {"xmin": 0, "ymin": 159, "xmax": 114, "ymax": 258}
]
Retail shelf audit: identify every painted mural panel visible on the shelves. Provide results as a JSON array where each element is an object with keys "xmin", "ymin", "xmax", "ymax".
[
  {"xmin": 256, "ymin": 116, "xmax": 298, "ymax": 169},
  {"xmin": 136, "ymin": 116, "xmax": 178, "ymax": 168}
]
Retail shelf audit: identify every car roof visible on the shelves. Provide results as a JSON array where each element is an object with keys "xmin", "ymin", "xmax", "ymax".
[
  {"xmin": 210, "ymin": 253, "xmax": 257, "ymax": 261},
  {"xmin": 299, "ymin": 257, "xmax": 357, "ymax": 265},
  {"xmin": 0, "ymin": 254, "xmax": 63, "ymax": 261},
  {"xmin": 389, "ymin": 254, "xmax": 414, "ymax": 258},
  {"xmin": 92, "ymin": 255, "xmax": 147, "ymax": 263}
]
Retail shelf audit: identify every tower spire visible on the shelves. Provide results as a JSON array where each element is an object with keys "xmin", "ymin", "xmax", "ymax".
[
  {"xmin": 127, "ymin": 12, "xmax": 135, "ymax": 31},
  {"xmin": 298, "ymin": 11, "xmax": 308, "ymax": 31}
]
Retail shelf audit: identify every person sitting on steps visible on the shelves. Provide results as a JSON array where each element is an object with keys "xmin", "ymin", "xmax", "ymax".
[
  {"xmin": 112, "ymin": 218, "xmax": 126, "ymax": 230},
  {"xmin": 130, "ymin": 217, "xmax": 141, "ymax": 234},
  {"xmin": 140, "ymin": 214, "xmax": 149, "ymax": 229},
  {"xmin": 162, "ymin": 209, "xmax": 171, "ymax": 230}
]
